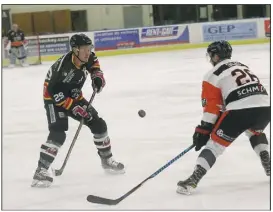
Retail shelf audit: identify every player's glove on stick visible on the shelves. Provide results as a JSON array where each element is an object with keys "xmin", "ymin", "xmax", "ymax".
[
  {"xmin": 91, "ymin": 70, "xmax": 105, "ymax": 93},
  {"xmin": 69, "ymin": 99, "xmax": 93, "ymax": 121},
  {"xmin": 72, "ymin": 105, "xmax": 89, "ymax": 118},
  {"xmin": 193, "ymin": 121, "xmax": 214, "ymax": 151}
]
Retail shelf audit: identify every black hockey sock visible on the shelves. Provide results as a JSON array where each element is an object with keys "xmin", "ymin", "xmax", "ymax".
[
  {"xmin": 94, "ymin": 132, "xmax": 112, "ymax": 159},
  {"xmin": 38, "ymin": 141, "xmax": 60, "ymax": 169},
  {"xmin": 249, "ymin": 133, "xmax": 269, "ymax": 156}
]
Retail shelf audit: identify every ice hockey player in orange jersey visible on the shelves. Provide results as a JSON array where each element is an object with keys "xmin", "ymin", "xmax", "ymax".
[{"xmin": 177, "ymin": 40, "xmax": 270, "ymax": 195}]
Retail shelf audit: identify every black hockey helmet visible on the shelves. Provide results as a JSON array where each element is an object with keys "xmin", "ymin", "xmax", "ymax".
[
  {"xmin": 207, "ymin": 40, "xmax": 232, "ymax": 60},
  {"xmin": 70, "ymin": 33, "xmax": 93, "ymax": 49}
]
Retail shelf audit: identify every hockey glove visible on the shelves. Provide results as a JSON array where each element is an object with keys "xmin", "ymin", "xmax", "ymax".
[
  {"xmin": 66, "ymin": 97, "xmax": 92, "ymax": 120},
  {"xmin": 72, "ymin": 105, "xmax": 89, "ymax": 118},
  {"xmin": 193, "ymin": 121, "xmax": 214, "ymax": 151},
  {"xmin": 91, "ymin": 70, "xmax": 105, "ymax": 93}
]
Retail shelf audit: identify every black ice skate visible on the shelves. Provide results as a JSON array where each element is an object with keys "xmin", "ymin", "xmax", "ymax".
[
  {"xmin": 260, "ymin": 151, "xmax": 270, "ymax": 176},
  {"xmin": 101, "ymin": 157, "xmax": 125, "ymax": 174},
  {"xmin": 177, "ymin": 165, "xmax": 207, "ymax": 195},
  {"xmin": 31, "ymin": 167, "xmax": 53, "ymax": 188}
]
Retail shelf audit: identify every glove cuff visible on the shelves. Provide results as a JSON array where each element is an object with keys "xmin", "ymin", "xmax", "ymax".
[
  {"xmin": 195, "ymin": 127, "xmax": 211, "ymax": 135},
  {"xmin": 200, "ymin": 121, "xmax": 214, "ymax": 131}
]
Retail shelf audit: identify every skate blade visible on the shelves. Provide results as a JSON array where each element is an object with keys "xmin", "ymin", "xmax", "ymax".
[
  {"xmin": 31, "ymin": 179, "xmax": 52, "ymax": 188},
  {"xmin": 265, "ymin": 168, "xmax": 270, "ymax": 176},
  {"xmin": 103, "ymin": 168, "xmax": 126, "ymax": 175},
  {"xmin": 176, "ymin": 185, "xmax": 195, "ymax": 195}
]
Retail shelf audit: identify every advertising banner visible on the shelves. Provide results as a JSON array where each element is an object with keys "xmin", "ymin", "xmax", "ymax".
[
  {"xmin": 94, "ymin": 29, "xmax": 139, "ymax": 51},
  {"xmin": 139, "ymin": 25, "xmax": 189, "ymax": 46},
  {"xmin": 27, "ymin": 36, "xmax": 70, "ymax": 56},
  {"xmin": 264, "ymin": 19, "xmax": 270, "ymax": 37},
  {"xmin": 202, "ymin": 22, "xmax": 257, "ymax": 42}
]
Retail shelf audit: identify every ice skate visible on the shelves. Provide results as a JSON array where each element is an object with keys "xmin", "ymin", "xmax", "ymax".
[
  {"xmin": 177, "ymin": 165, "xmax": 206, "ymax": 195},
  {"xmin": 31, "ymin": 167, "xmax": 53, "ymax": 188},
  {"xmin": 260, "ymin": 151, "xmax": 270, "ymax": 176},
  {"xmin": 20, "ymin": 59, "xmax": 29, "ymax": 67},
  {"xmin": 101, "ymin": 157, "xmax": 125, "ymax": 174},
  {"xmin": 8, "ymin": 64, "xmax": 15, "ymax": 68}
]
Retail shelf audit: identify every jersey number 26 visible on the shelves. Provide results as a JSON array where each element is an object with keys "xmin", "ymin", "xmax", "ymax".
[{"xmin": 231, "ymin": 68, "xmax": 259, "ymax": 86}]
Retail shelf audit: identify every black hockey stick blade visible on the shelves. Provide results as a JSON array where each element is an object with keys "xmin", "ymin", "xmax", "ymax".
[
  {"xmin": 86, "ymin": 195, "xmax": 120, "ymax": 205},
  {"xmin": 53, "ymin": 168, "xmax": 62, "ymax": 176}
]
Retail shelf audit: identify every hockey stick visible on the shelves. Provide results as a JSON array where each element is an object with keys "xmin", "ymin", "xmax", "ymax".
[
  {"xmin": 86, "ymin": 144, "xmax": 195, "ymax": 205},
  {"xmin": 53, "ymin": 90, "xmax": 97, "ymax": 176}
]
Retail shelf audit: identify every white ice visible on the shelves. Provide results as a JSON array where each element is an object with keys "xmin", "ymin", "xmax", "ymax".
[{"xmin": 2, "ymin": 43, "xmax": 270, "ymax": 210}]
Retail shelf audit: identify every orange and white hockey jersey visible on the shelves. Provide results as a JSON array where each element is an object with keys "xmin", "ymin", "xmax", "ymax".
[{"xmin": 201, "ymin": 59, "xmax": 269, "ymax": 124}]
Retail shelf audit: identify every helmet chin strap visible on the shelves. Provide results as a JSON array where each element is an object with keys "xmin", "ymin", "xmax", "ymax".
[{"xmin": 72, "ymin": 47, "xmax": 86, "ymax": 64}]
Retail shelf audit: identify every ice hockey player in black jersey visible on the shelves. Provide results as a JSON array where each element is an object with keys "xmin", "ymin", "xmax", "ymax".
[
  {"xmin": 31, "ymin": 34, "xmax": 125, "ymax": 188},
  {"xmin": 7, "ymin": 23, "xmax": 28, "ymax": 67}
]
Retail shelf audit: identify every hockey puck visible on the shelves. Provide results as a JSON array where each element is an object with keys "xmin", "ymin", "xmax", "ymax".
[{"xmin": 138, "ymin": 110, "xmax": 146, "ymax": 118}]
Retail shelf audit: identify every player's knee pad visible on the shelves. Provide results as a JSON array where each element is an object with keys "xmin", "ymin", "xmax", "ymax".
[
  {"xmin": 87, "ymin": 117, "xmax": 107, "ymax": 135},
  {"xmin": 47, "ymin": 130, "xmax": 66, "ymax": 146},
  {"xmin": 249, "ymin": 133, "xmax": 268, "ymax": 150}
]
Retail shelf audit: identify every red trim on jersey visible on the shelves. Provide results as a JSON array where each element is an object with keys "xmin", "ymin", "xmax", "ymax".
[{"xmin": 43, "ymin": 82, "xmax": 52, "ymax": 100}]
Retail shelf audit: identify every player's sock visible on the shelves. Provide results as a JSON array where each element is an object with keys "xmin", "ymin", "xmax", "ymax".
[
  {"xmin": 249, "ymin": 133, "xmax": 270, "ymax": 176},
  {"xmin": 38, "ymin": 140, "xmax": 60, "ymax": 169},
  {"xmin": 94, "ymin": 132, "xmax": 125, "ymax": 174},
  {"xmin": 31, "ymin": 140, "xmax": 60, "ymax": 187}
]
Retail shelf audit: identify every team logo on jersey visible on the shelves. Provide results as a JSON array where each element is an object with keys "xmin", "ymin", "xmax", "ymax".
[
  {"xmin": 78, "ymin": 76, "xmax": 84, "ymax": 84},
  {"xmin": 63, "ymin": 70, "xmax": 75, "ymax": 83},
  {"xmin": 71, "ymin": 88, "xmax": 81, "ymax": 99},
  {"xmin": 202, "ymin": 98, "xmax": 207, "ymax": 107}
]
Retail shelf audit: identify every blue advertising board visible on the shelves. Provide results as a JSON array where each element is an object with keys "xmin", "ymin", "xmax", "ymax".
[
  {"xmin": 28, "ymin": 36, "xmax": 70, "ymax": 56},
  {"xmin": 203, "ymin": 22, "xmax": 257, "ymax": 42},
  {"xmin": 94, "ymin": 29, "xmax": 139, "ymax": 51},
  {"xmin": 139, "ymin": 25, "xmax": 189, "ymax": 46}
]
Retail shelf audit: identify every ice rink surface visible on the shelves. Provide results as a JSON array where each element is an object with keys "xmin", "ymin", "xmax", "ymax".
[{"xmin": 2, "ymin": 43, "xmax": 270, "ymax": 210}]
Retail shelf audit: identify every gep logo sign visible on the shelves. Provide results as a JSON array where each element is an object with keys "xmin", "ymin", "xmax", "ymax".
[
  {"xmin": 207, "ymin": 25, "xmax": 235, "ymax": 34},
  {"xmin": 203, "ymin": 22, "xmax": 257, "ymax": 42}
]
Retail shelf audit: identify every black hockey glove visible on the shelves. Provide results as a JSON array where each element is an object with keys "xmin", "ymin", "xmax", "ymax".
[
  {"xmin": 91, "ymin": 70, "xmax": 105, "ymax": 93},
  {"xmin": 193, "ymin": 121, "xmax": 214, "ymax": 151}
]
